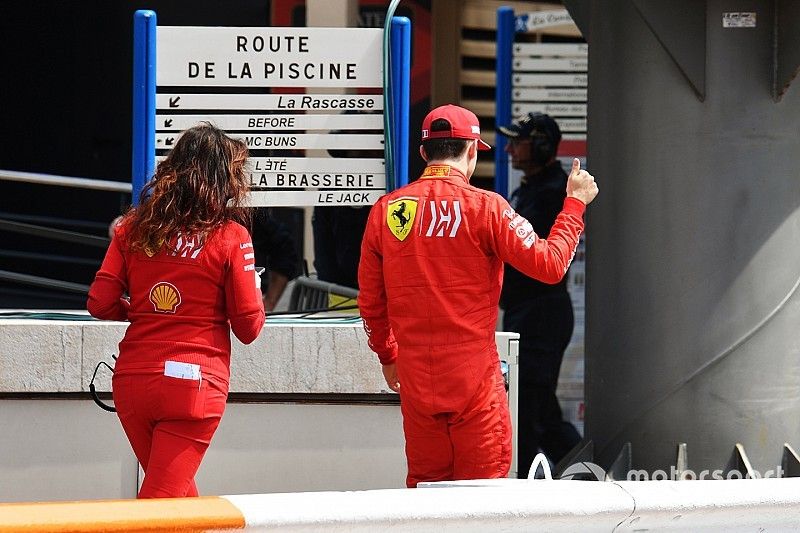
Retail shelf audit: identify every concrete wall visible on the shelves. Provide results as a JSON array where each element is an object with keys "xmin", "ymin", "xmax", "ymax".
[
  {"xmin": 0, "ymin": 318, "xmax": 400, "ymax": 501},
  {"xmin": 0, "ymin": 319, "xmax": 524, "ymax": 501},
  {"xmin": 0, "ymin": 319, "xmax": 387, "ymax": 394},
  {"xmin": 0, "ymin": 399, "xmax": 405, "ymax": 502},
  {"xmin": 579, "ymin": 0, "xmax": 800, "ymax": 472}
]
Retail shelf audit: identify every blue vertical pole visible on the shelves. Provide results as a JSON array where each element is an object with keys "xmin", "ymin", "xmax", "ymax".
[
  {"xmin": 390, "ymin": 17, "xmax": 411, "ymax": 190},
  {"xmin": 495, "ymin": 7, "xmax": 515, "ymax": 199},
  {"xmin": 132, "ymin": 10, "xmax": 157, "ymax": 206}
]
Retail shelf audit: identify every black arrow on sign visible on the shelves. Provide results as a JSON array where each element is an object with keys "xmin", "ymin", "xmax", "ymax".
[
  {"xmin": 169, "ymin": 96, "xmax": 181, "ymax": 108},
  {"xmin": 165, "ymin": 137, "xmax": 175, "ymax": 146},
  {"xmin": 164, "ymin": 119, "xmax": 173, "ymax": 128}
]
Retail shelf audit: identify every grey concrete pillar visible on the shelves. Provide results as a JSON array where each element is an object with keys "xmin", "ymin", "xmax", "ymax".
[{"xmin": 567, "ymin": 0, "xmax": 800, "ymax": 473}]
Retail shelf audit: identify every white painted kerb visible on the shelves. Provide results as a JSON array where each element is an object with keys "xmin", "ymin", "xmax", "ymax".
[{"xmin": 222, "ymin": 478, "xmax": 800, "ymax": 532}]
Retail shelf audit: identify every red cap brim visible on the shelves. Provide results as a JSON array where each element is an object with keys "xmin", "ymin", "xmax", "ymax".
[{"xmin": 477, "ymin": 139, "xmax": 492, "ymax": 151}]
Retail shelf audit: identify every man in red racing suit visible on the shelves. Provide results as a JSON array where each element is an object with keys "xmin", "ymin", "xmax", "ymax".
[{"xmin": 358, "ymin": 104, "xmax": 598, "ymax": 487}]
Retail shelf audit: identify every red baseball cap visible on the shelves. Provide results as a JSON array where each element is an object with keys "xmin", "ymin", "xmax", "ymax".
[{"xmin": 421, "ymin": 104, "xmax": 492, "ymax": 151}]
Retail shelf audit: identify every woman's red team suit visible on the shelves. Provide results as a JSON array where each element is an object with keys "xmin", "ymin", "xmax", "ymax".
[{"xmin": 88, "ymin": 220, "xmax": 264, "ymax": 498}]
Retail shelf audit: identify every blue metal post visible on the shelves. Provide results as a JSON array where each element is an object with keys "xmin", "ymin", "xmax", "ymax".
[
  {"xmin": 495, "ymin": 7, "xmax": 515, "ymax": 198},
  {"xmin": 132, "ymin": 10, "xmax": 157, "ymax": 206},
  {"xmin": 390, "ymin": 17, "xmax": 411, "ymax": 190}
]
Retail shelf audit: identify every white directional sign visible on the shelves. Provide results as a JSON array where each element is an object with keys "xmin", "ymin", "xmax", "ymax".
[
  {"xmin": 156, "ymin": 156, "xmax": 386, "ymax": 174},
  {"xmin": 157, "ymin": 27, "xmax": 383, "ymax": 87},
  {"xmin": 515, "ymin": 10, "xmax": 575, "ymax": 32},
  {"xmin": 512, "ymin": 39, "xmax": 588, "ymax": 149},
  {"xmin": 248, "ymin": 172, "xmax": 386, "ymax": 190},
  {"xmin": 513, "ymin": 43, "xmax": 587, "ymax": 56},
  {"xmin": 558, "ymin": 134, "xmax": 586, "ymax": 141},
  {"xmin": 156, "ymin": 114, "xmax": 383, "ymax": 131},
  {"xmin": 513, "ymin": 57, "xmax": 588, "ymax": 72},
  {"xmin": 156, "ymin": 25, "xmax": 387, "ymax": 207},
  {"xmin": 553, "ymin": 118, "xmax": 587, "ymax": 132},
  {"xmin": 512, "ymin": 88, "xmax": 587, "ymax": 102},
  {"xmin": 155, "ymin": 93, "xmax": 383, "ymax": 111},
  {"xmin": 156, "ymin": 133, "xmax": 384, "ymax": 150},
  {"xmin": 512, "ymin": 73, "xmax": 588, "ymax": 87},
  {"xmin": 511, "ymin": 103, "xmax": 587, "ymax": 117},
  {"xmin": 247, "ymin": 157, "xmax": 385, "ymax": 173},
  {"xmin": 248, "ymin": 190, "xmax": 382, "ymax": 207}
]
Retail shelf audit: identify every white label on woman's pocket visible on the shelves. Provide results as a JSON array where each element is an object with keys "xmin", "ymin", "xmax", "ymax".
[{"xmin": 164, "ymin": 361, "xmax": 201, "ymax": 380}]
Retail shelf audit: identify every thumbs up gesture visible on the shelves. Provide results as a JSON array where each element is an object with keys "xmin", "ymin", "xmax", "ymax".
[{"xmin": 566, "ymin": 158, "xmax": 598, "ymax": 205}]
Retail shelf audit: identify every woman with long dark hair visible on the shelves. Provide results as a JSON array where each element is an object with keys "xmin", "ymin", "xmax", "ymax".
[{"xmin": 88, "ymin": 123, "xmax": 265, "ymax": 498}]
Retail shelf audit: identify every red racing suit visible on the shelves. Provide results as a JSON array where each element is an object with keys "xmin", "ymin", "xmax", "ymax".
[
  {"xmin": 358, "ymin": 164, "xmax": 584, "ymax": 486},
  {"xmin": 87, "ymin": 220, "xmax": 264, "ymax": 497}
]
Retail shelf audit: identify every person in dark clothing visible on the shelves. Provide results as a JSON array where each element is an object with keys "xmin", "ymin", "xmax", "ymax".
[
  {"xmin": 251, "ymin": 208, "xmax": 301, "ymax": 312},
  {"xmin": 312, "ymin": 136, "xmax": 382, "ymax": 289},
  {"xmin": 497, "ymin": 112, "xmax": 582, "ymax": 476},
  {"xmin": 312, "ymin": 206, "xmax": 370, "ymax": 289}
]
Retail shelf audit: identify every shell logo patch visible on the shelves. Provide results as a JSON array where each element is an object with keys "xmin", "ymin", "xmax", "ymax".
[
  {"xmin": 149, "ymin": 282, "xmax": 181, "ymax": 313},
  {"xmin": 386, "ymin": 197, "xmax": 418, "ymax": 241}
]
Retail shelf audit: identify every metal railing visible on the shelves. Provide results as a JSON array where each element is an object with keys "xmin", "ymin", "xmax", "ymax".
[
  {"xmin": 0, "ymin": 169, "xmax": 128, "ymax": 298},
  {"xmin": 0, "ymin": 169, "xmax": 131, "ymax": 193},
  {"xmin": 288, "ymin": 276, "xmax": 359, "ymax": 314}
]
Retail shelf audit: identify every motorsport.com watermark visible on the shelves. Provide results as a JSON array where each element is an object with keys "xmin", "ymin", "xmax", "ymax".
[{"xmin": 559, "ymin": 461, "xmax": 786, "ymax": 481}]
